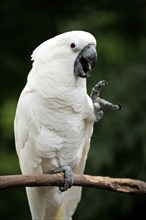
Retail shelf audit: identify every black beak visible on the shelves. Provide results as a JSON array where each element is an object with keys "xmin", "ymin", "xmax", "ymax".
[{"xmin": 74, "ymin": 44, "xmax": 97, "ymax": 78}]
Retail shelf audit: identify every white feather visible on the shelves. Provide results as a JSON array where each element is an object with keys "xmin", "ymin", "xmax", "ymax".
[{"xmin": 14, "ymin": 30, "xmax": 96, "ymax": 219}]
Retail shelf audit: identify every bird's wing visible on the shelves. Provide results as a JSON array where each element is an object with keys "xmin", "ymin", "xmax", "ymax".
[
  {"xmin": 14, "ymin": 87, "xmax": 47, "ymax": 219},
  {"xmin": 15, "ymin": 87, "xmax": 68, "ymax": 220}
]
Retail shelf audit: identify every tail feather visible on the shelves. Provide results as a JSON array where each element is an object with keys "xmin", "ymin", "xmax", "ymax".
[
  {"xmin": 25, "ymin": 187, "xmax": 46, "ymax": 219},
  {"xmin": 54, "ymin": 204, "xmax": 71, "ymax": 220},
  {"xmin": 54, "ymin": 206, "xmax": 64, "ymax": 220}
]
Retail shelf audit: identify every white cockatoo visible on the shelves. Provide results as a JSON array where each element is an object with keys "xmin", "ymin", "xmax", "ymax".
[{"xmin": 14, "ymin": 31, "xmax": 120, "ymax": 220}]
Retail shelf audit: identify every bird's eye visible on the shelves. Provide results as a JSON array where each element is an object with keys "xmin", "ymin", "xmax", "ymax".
[{"xmin": 70, "ymin": 43, "xmax": 76, "ymax": 48}]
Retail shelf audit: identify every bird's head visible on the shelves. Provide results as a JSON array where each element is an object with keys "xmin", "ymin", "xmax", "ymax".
[
  {"xmin": 68, "ymin": 31, "xmax": 97, "ymax": 78},
  {"xmin": 54, "ymin": 30, "xmax": 97, "ymax": 78},
  {"xmin": 31, "ymin": 31, "xmax": 97, "ymax": 81}
]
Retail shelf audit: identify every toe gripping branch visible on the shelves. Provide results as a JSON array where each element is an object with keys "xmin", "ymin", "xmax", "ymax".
[
  {"xmin": 52, "ymin": 165, "xmax": 73, "ymax": 192},
  {"xmin": 90, "ymin": 80, "xmax": 122, "ymax": 121}
]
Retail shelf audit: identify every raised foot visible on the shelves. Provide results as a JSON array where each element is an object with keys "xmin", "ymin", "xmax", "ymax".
[
  {"xmin": 90, "ymin": 80, "xmax": 108, "ymax": 100},
  {"xmin": 52, "ymin": 165, "xmax": 73, "ymax": 192},
  {"xmin": 97, "ymin": 80, "xmax": 108, "ymax": 87},
  {"xmin": 90, "ymin": 80, "xmax": 122, "ymax": 122},
  {"xmin": 112, "ymin": 103, "xmax": 122, "ymax": 110}
]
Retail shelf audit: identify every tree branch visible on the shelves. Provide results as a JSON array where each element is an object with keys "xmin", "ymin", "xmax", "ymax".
[{"xmin": 0, "ymin": 174, "xmax": 146, "ymax": 195}]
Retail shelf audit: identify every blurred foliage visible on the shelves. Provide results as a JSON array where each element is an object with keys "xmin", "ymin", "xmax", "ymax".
[{"xmin": 0, "ymin": 0, "xmax": 146, "ymax": 219}]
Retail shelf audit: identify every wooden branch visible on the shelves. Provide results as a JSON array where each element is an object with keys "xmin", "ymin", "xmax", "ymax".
[{"xmin": 0, "ymin": 174, "xmax": 146, "ymax": 195}]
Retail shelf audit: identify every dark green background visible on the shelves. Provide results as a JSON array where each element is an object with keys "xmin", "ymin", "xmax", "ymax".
[{"xmin": 0, "ymin": 0, "xmax": 146, "ymax": 219}]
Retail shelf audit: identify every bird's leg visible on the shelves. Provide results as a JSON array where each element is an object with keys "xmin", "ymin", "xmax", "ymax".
[
  {"xmin": 90, "ymin": 80, "xmax": 121, "ymax": 122},
  {"xmin": 52, "ymin": 165, "xmax": 73, "ymax": 192}
]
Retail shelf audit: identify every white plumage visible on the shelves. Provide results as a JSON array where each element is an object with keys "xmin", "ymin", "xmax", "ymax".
[{"xmin": 14, "ymin": 31, "xmax": 97, "ymax": 219}]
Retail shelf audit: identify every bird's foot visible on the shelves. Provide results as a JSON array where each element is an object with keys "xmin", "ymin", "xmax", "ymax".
[
  {"xmin": 90, "ymin": 80, "xmax": 108, "ymax": 100},
  {"xmin": 90, "ymin": 80, "xmax": 122, "ymax": 122},
  {"xmin": 93, "ymin": 103, "xmax": 104, "ymax": 122},
  {"xmin": 111, "ymin": 103, "xmax": 122, "ymax": 110},
  {"xmin": 52, "ymin": 165, "xmax": 73, "ymax": 192},
  {"xmin": 90, "ymin": 80, "xmax": 107, "ymax": 122}
]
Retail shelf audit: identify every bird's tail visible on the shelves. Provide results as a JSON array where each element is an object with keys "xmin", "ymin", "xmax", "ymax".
[
  {"xmin": 54, "ymin": 204, "xmax": 72, "ymax": 220},
  {"xmin": 26, "ymin": 186, "xmax": 80, "ymax": 220}
]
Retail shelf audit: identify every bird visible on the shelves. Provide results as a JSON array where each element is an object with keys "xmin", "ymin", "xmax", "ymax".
[{"xmin": 14, "ymin": 30, "xmax": 120, "ymax": 220}]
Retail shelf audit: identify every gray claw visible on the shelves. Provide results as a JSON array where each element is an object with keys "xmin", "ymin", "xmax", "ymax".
[
  {"xmin": 100, "ymin": 80, "xmax": 108, "ymax": 86},
  {"xmin": 52, "ymin": 165, "xmax": 73, "ymax": 192},
  {"xmin": 95, "ymin": 80, "xmax": 108, "ymax": 88},
  {"xmin": 117, "ymin": 103, "xmax": 122, "ymax": 110},
  {"xmin": 112, "ymin": 103, "xmax": 122, "ymax": 110}
]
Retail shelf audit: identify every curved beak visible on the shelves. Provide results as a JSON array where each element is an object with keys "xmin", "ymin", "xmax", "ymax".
[{"xmin": 74, "ymin": 44, "xmax": 97, "ymax": 78}]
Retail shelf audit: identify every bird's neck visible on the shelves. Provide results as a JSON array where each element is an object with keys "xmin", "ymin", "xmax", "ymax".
[{"xmin": 27, "ymin": 67, "xmax": 87, "ymax": 100}]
